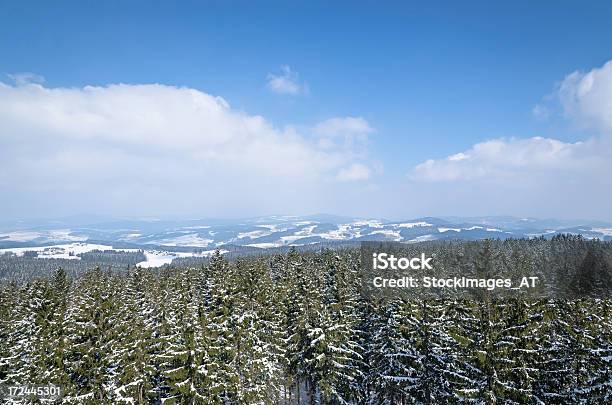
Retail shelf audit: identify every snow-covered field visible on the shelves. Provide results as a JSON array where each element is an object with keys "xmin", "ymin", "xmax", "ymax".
[
  {"xmin": 1, "ymin": 215, "xmax": 610, "ymax": 260},
  {"xmin": 0, "ymin": 242, "xmax": 135, "ymax": 260},
  {"xmin": 135, "ymin": 249, "xmax": 227, "ymax": 268},
  {"xmin": 0, "ymin": 229, "xmax": 87, "ymax": 243},
  {"xmin": 593, "ymin": 227, "xmax": 612, "ymax": 236},
  {"xmin": 150, "ymin": 233, "xmax": 214, "ymax": 247},
  {"xmin": 0, "ymin": 242, "xmax": 227, "ymax": 267}
]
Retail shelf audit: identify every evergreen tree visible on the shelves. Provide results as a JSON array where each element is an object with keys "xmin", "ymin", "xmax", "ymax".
[{"xmin": 63, "ymin": 268, "xmax": 119, "ymax": 404}]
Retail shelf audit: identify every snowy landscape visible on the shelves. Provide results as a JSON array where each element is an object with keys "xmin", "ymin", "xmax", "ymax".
[
  {"xmin": 2, "ymin": 1, "xmax": 612, "ymax": 403},
  {"xmin": 1, "ymin": 214, "xmax": 611, "ymax": 268},
  {"xmin": 1, "ymin": 236, "xmax": 610, "ymax": 403}
]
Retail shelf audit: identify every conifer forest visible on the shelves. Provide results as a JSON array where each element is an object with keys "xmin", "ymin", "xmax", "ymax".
[{"xmin": 1, "ymin": 235, "xmax": 611, "ymax": 404}]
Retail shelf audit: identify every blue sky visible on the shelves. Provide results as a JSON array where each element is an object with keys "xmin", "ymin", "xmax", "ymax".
[{"xmin": 1, "ymin": 1, "xmax": 612, "ymax": 220}]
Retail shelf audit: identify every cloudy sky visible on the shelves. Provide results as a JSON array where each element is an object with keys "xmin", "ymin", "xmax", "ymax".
[{"xmin": 1, "ymin": 1, "xmax": 611, "ymax": 221}]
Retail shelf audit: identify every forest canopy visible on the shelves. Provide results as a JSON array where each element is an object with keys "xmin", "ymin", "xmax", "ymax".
[{"xmin": 0, "ymin": 235, "xmax": 611, "ymax": 404}]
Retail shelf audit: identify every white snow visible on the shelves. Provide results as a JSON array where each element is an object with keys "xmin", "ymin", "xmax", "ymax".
[
  {"xmin": 120, "ymin": 232, "xmax": 142, "ymax": 240},
  {"xmin": 154, "ymin": 233, "xmax": 213, "ymax": 247},
  {"xmin": 438, "ymin": 227, "xmax": 461, "ymax": 233},
  {"xmin": 49, "ymin": 229, "xmax": 87, "ymax": 241},
  {"xmin": 246, "ymin": 242, "xmax": 281, "ymax": 249},
  {"xmin": 279, "ymin": 225, "xmax": 317, "ymax": 244},
  {"xmin": 258, "ymin": 224, "xmax": 279, "ymax": 231},
  {"xmin": 0, "ymin": 241, "xmax": 226, "ymax": 267},
  {"xmin": 135, "ymin": 249, "xmax": 227, "ymax": 268},
  {"xmin": 319, "ymin": 224, "xmax": 359, "ymax": 240},
  {"xmin": 370, "ymin": 229, "xmax": 402, "ymax": 241},
  {"xmin": 408, "ymin": 234, "xmax": 436, "ymax": 243},
  {"xmin": 237, "ymin": 229, "xmax": 273, "ymax": 239},
  {"xmin": 0, "ymin": 229, "xmax": 86, "ymax": 242},
  {"xmin": 0, "ymin": 242, "xmax": 136, "ymax": 260},
  {"xmin": 526, "ymin": 230, "xmax": 557, "ymax": 237},
  {"xmin": 352, "ymin": 219, "xmax": 384, "ymax": 228},
  {"xmin": 294, "ymin": 221, "xmax": 315, "ymax": 226},
  {"xmin": 593, "ymin": 227, "xmax": 612, "ymax": 236},
  {"xmin": 393, "ymin": 222, "xmax": 432, "ymax": 228},
  {"xmin": 136, "ymin": 251, "xmax": 177, "ymax": 267},
  {"xmin": 0, "ymin": 230, "xmax": 43, "ymax": 242}
]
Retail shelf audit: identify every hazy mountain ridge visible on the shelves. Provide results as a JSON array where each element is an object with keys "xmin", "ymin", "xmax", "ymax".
[{"xmin": 1, "ymin": 214, "xmax": 611, "ymax": 251}]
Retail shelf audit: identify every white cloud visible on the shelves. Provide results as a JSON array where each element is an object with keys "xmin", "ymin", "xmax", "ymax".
[
  {"xmin": 558, "ymin": 60, "xmax": 612, "ymax": 133},
  {"xmin": 336, "ymin": 163, "xmax": 372, "ymax": 182},
  {"xmin": 410, "ymin": 60, "xmax": 612, "ymax": 217},
  {"xmin": 314, "ymin": 116, "xmax": 374, "ymax": 137},
  {"xmin": 411, "ymin": 136, "xmax": 604, "ymax": 182},
  {"xmin": 405, "ymin": 135, "xmax": 612, "ymax": 220},
  {"xmin": 266, "ymin": 65, "xmax": 306, "ymax": 95},
  {"xmin": 314, "ymin": 116, "xmax": 374, "ymax": 151},
  {"xmin": 0, "ymin": 82, "xmax": 339, "ymax": 174},
  {"xmin": 407, "ymin": 60, "xmax": 612, "ymax": 220},
  {"xmin": 0, "ymin": 81, "xmax": 368, "ymax": 218}
]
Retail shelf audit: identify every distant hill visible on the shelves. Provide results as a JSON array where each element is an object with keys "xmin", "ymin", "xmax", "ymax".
[{"xmin": 1, "ymin": 215, "xmax": 611, "ymax": 251}]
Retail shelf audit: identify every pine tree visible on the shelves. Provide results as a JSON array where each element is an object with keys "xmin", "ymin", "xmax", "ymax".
[
  {"xmin": 48, "ymin": 268, "xmax": 71, "ymax": 389},
  {"xmin": 63, "ymin": 268, "xmax": 119, "ymax": 404},
  {"xmin": 280, "ymin": 247, "xmax": 308, "ymax": 403},
  {"xmin": 315, "ymin": 251, "xmax": 364, "ymax": 404},
  {"xmin": 581, "ymin": 298, "xmax": 612, "ymax": 402},
  {"xmin": 368, "ymin": 299, "xmax": 414, "ymax": 404},
  {"xmin": 111, "ymin": 268, "xmax": 158, "ymax": 404},
  {"xmin": 402, "ymin": 299, "xmax": 457, "ymax": 404},
  {"xmin": 0, "ymin": 239, "xmax": 609, "ymax": 404},
  {"xmin": 0, "ymin": 282, "xmax": 32, "ymax": 387},
  {"xmin": 231, "ymin": 259, "xmax": 285, "ymax": 404},
  {"xmin": 197, "ymin": 251, "xmax": 240, "ymax": 403},
  {"xmin": 155, "ymin": 267, "xmax": 209, "ymax": 404}
]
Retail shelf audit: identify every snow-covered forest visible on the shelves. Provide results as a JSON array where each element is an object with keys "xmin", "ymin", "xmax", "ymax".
[{"xmin": 0, "ymin": 235, "xmax": 611, "ymax": 404}]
